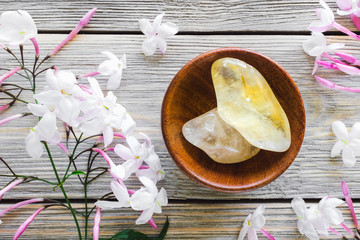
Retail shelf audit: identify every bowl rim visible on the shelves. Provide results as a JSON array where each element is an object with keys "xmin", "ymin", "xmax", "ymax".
[{"xmin": 161, "ymin": 47, "xmax": 306, "ymax": 193}]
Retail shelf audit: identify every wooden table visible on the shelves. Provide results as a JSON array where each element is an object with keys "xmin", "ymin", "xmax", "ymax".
[{"xmin": 1, "ymin": 1, "xmax": 360, "ymax": 239}]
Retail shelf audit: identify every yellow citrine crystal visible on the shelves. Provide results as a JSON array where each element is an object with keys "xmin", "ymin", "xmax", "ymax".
[
  {"xmin": 211, "ymin": 57, "xmax": 291, "ymax": 152},
  {"xmin": 182, "ymin": 108, "xmax": 260, "ymax": 163}
]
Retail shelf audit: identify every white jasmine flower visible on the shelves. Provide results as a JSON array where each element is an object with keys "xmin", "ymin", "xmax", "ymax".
[
  {"xmin": 95, "ymin": 180, "xmax": 130, "ymax": 209},
  {"xmin": 136, "ymin": 149, "xmax": 165, "ymax": 184},
  {"xmin": 130, "ymin": 176, "xmax": 167, "ymax": 225},
  {"xmin": 98, "ymin": 51, "xmax": 126, "ymax": 90},
  {"xmin": 0, "ymin": 10, "xmax": 37, "ymax": 46},
  {"xmin": 303, "ymin": 32, "xmax": 344, "ymax": 74},
  {"xmin": 25, "ymin": 111, "xmax": 61, "ymax": 159},
  {"xmin": 30, "ymin": 69, "xmax": 85, "ymax": 127},
  {"xmin": 308, "ymin": 197, "xmax": 344, "ymax": 236},
  {"xmin": 309, "ymin": 0, "xmax": 335, "ymax": 32},
  {"xmin": 291, "ymin": 197, "xmax": 319, "ymax": 240},
  {"xmin": 114, "ymin": 135, "xmax": 150, "ymax": 179},
  {"xmin": 331, "ymin": 120, "xmax": 360, "ymax": 167},
  {"xmin": 79, "ymin": 77, "xmax": 135, "ymax": 147},
  {"xmin": 238, "ymin": 205, "xmax": 266, "ymax": 240},
  {"xmin": 139, "ymin": 13, "xmax": 178, "ymax": 56}
]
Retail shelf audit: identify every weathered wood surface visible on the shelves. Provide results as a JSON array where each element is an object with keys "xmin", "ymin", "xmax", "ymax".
[
  {"xmin": 0, "ymin": 202, "xmax": 358, "ymax": 239},
  {"xmin": 0, "ymin": 0, "xmax": 357, "ymax": 32},
  {"xmin": 0, "ymin": 34, "xmax": 360, "ymax": 201}
]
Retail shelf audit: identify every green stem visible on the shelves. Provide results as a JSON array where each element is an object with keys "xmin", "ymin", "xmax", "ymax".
[
  {"xmin": 0, "ymin": 174, "xmax": 57, "ymax": 185},
  {"xmin": 43, "ymin": 142, "xmax": 82, "ymax": 240}
]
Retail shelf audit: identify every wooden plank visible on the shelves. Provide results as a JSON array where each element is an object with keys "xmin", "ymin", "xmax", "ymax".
[
  {"xmin": 1, "ymin": 0, "xmax": 357, "ymax": 32},
  {"xmin": 0, "ymin": 201, "xmax": 357, "ymax": 239},
  {"xmin": 1, "ymin": 34, "xmax": 360, "ymax": 200}
]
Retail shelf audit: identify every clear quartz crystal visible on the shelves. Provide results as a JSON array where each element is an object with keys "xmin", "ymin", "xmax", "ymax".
[
  {"xmin": 211, "ymin": 57, "xmax": 291, "ymax": 152},
  {"xmin": 182, "ymin": 108, "xmax": 260, "ymax": 164}
]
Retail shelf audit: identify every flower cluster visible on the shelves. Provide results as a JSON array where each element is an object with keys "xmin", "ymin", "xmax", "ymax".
[
  {"xmin": 292, "ymin": 181, "xmax": 359, "ymax": 240},
  {"xmin": 0, "ymin": 8, "xmax": 168, "ymax": 240},
  {"xmin": 304, "ymin": 0, "xmax": 360, "ymax": 92}
]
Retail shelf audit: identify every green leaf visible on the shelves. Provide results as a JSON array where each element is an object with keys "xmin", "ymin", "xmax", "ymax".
[
  {"xmin": 155, "ymin": 217, "xmax": 169, "ymax": 240},
  {"xmin": 110, "ymin": 229, "xmax": 151, "ymax": 239},
  {"xmin": 102, "ymin": 217, "xmax": 170, "ymax": 240},
  {"xmin": 69, "ymin": 170, "xmax": 86, "ymax": 176}
]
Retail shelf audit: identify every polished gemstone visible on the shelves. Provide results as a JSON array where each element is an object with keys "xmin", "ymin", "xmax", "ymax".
[
  {"xmin": 211, "ymin": 57, "xmax": 291, "ymax": 152},
  {"xmin": 182, "ymin": 108, "xmax": 260, "ymax": 164}
]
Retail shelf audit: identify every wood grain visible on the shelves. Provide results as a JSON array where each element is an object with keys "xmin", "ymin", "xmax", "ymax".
[
  {"xmin": 0, "ymin": 0, "xmax": 357, "ymax": 32},
  {"xmin": 0, "ymin": 34, "xmax": 360, "ymax": 201},
  {"xmin": 0, "ymin": 201, "xmax": 358, "ymax": 239},
  {"xmin": 162, "ymin": 48, "xmax": 305, "ymax": 192}
]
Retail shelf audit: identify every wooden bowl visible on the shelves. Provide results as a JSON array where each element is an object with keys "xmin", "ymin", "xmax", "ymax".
[{"xmin": 161, "ymin": 48, "xmax": 305, "ymax": 193}]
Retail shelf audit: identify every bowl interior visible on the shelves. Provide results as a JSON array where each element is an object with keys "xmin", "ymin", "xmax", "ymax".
[{"xmin": 161, "ymin": 48, "xmax": 305, "ymax": 192}]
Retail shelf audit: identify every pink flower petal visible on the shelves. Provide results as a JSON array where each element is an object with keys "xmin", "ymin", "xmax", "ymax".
[
  {"xmin": 342, "ymin": 181, "xmax": 358, "ymax": 228},
  {"xmin": 335, "ymin": 52, "xmax": 356, "ymax": 64},
  {"xmin": 13, "ymin": 207, "xmax": 45, "ymax": 240},
  {"xmin": 93, "ymin": 207, "xmax": 101, "ymax": 240},
  {"xmin": 336, "ymin": 63, "xmax": 360, "ymax": 75},
  {"xmin": 314, "ymin": 75, "xmax": 360, "ymax": 92},
  {"xmin": 351, "ymin": 13, "xmax": 360, "ymax": 30}
]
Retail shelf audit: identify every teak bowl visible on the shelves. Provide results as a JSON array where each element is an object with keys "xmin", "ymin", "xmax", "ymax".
[{"xmin": 161, "ymin": 48, "xmax": 305, "ymax": 193}]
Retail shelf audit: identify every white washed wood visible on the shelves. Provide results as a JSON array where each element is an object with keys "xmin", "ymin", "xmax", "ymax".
[
  {"xmin": 1, "ymin": 34, "xmax": 360, "ymax": 200},
  {"xmin": 1, "ymin": 202, "xmax": 357, "ymax": 239},
  {"xmin": 1, "ymin": 0, "xmax": 357, "ymax": 32}
]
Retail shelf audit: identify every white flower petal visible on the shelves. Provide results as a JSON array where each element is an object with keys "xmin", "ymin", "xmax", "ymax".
[
  {"xmin": 324, "ymin": 208, "xmax": 344, "ymax": 225},
  {"xmin": 291, "ymin": 197, "xmax": 307, "ymax": 217},
  {"xmin": 349, "ymin": 139, "xmax": 360, "ymax": 156},
  {"xmin": 98, "ymin": 60, "xmax": 118, "ymax": 75},
  {"xmin": 37, "ymin": 111, "xmax": 59, "ymax": 143},
  {"xmin": 332, "ymin": 120, "xmax": 348, "ymax": 140},
  {"xmin": 135, "ymin": 205, "xmax": 155, "ymax": 225},
  {"xmin": 342, "ymin": 146, "xmax": 356, "ymax": 167},
  {"xmin": 121, "ymin": 113, "xmax": 136, "ymax": 136},
  {"xmin": 103, "ymin": 124, "xmax": 114, "ymax": 147},
  {"xmin": 152, "ymin": 13, "xmax": 164, "ymax": 33},
  {"xmin": 303, "ymin": 32, "xmax": 326, "ymax": 56},
  {"xmin": 142, "ymin": 36, "xmax": 157, "ymax": 56},
  {"xmin": 34, "ymin": 90, "xmax": 61, "ymax": 105},
  {"xmin": 247, "ymin": 227, "xmax": 258, "ymax": 240},
  {"xmin": 25, "ymin": 130, "xmax": 43, "ymax": 159},
  {"xmin": 156, "ymin": 188, "xmax": 168, "ymax": 207},
  {"xmin": 94, "ymin": 200, "xmax": 125, "ymax": 209},
  {"xmin": 139, "ymin": 19, "xmax": 153, "ymax": 36},
  {"xmin": 45, "ymin": 69, "xmax": 60, "ymax": 90},
  {"xmin": 158, "ymin": 22, "xmax": 178, "ymax": 38},
  {"xmin": 57, "ymin": 70, "xmax": 77, "ymax": 93},
  {"xmin": 101, "ymin": 51, "xmax": 119, "ymax": 63},
  {"xmin": 322, "ymin": 197, "xmax": 344, "ymax": 209},
  {"xmin": 130, "ymin": 189, "xmax": 155, "ymax": 210},
  {"xmin": 106, "ymin": 69, "xmax": 123, "ymax": 90},
  {"xmin": 88, "ymin": 77, "xmax": 104, "ymax": 100},
  {"xmin": 27, "ymin": 103, "xmax": 48, "ymax": 116},
  {"xmin": 157, "ymin": 37, "xmax": 167, "ymax": 54},
  {"xmin": 327, "ymin": 43, "xmax": 345, "ymax": 51},
  {"xmin": 350, "ymin": 122, "xmax": 360, "ymax": 139},
  {"xmin": 79, "ymin": 118, "xmax": 104, "ymax": 136},
  {"xmin": 110, "ymin": 181, "xmax": 130, "ymax": 207},
  {"xmin": 138, "ymin": 176, "xmax": 158, "ymax": 195},
  {"xmin": 110, "ymin": 164, "xmax": 126, "ymax": 180},
  {"xmin": 237, "ymin": 225, "xmax": 249, "ymax": 240},
  {"xmin": 331, "ymin": 141, "xmax": 344, "ymax": 157},
  {"xmin": 114, "ymin": 144, "xmax": 134, "ymax": 160}
]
